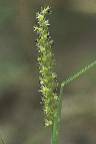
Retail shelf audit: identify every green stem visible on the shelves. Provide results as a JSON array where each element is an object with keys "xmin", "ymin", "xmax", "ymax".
[
  {"xmin": 51, "ymin": 118, "xmax": 59, "ymax": 144},
  {"xmin": 62, "ymin": 60, "xmax": 96, "ymax": 87},
  {"xmin": 51, "ymin": 60, "xmax": 96, "ymax": 144},
  {"xmin": 51, "ymin": 83, "xmax": 64, "ymax": 144}
]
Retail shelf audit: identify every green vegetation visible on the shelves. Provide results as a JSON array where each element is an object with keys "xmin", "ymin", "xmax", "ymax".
[{"xmin": 34, "ymin": 6, "xmax": 96, "ymax": 144}]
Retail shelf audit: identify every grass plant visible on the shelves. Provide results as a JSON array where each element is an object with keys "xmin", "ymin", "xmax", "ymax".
[{"xmin": 34, "ymin": 6, "xmax": 96, "ymax": 144}]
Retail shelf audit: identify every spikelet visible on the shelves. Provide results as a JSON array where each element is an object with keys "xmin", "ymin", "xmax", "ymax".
[{"xmin": 34, "ymin": 6, "xmax": 58, "ymax": 127}]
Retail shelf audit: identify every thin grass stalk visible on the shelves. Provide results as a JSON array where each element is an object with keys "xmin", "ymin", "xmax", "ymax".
[
  {"xmin": 51, "ymin": 83, "xmax": 64, "ymax": 144},
  {"xmin": 51, "ymin": 60, "xmax": 96, "ymax": 144},
  {"xmin": 62, "ymin": 60, "xmax": 96, "ymax": 87}
]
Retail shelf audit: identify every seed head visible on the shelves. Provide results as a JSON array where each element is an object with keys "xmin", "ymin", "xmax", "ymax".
[{"xmin": 34, "ymin": 6, "xmax": 59, "ymax": 127}]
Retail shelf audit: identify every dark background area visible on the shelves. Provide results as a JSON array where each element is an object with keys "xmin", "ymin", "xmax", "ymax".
[{"xmin": 0, "ymin": 0, "xmax": 96, "ymax": 144}]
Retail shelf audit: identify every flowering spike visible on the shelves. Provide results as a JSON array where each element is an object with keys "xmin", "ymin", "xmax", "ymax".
[{"xmin": 34, "ymin": 6, "xmax": 58, "ymax": 127}]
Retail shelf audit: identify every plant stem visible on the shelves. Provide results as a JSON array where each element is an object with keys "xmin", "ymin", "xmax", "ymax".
[
  {"xmin": 51, "ymin": 83, "xmax": 65, "ymax": 144},
  {"xmin": 62, "ymin": 60, "xmax": 96, "ymax": 87},
  {"xmin": 51, "ymin": 60, "xmax": 96, "ymax": 144}
]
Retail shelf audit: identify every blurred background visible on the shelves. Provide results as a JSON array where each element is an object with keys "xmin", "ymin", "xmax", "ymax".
[{"xmin": 0, "ymin": 0, "xmax": 96, "ymax": 144}]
